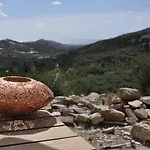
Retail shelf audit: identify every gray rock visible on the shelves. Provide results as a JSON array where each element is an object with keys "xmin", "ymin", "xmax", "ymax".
[
  {"xmin": 59, "ymin": 108, "xmax": 75, "ymax": 116},
  {"xmin": 102, "ymin": 127, "xmax": 115, "ymax": 134},
  {"xmin": 131, "ymin": 122, "xmax": 150, "ymax": 141},
  {"xmin": 140, "ymin": 104, "xmax": 147, "ymax": 109},
  {"xmin": 77, "ymin": 103, "xmax": 85, "ymax": 107},
  {"xmin": 125, "ymin": 117, "xmax": 137, "ymax": 125},
  {"xmin": 118, "ymin": 88, "xmax": 141, "ymax": 101},
  {"xmin": 51, "ymin": 104, "xmax": 67, "ymax": 109},
  {"xmin": 79, "ymin": 99, "xmax": 94, "ymax": 110},
  {"xmin": 134, "ymin": 108, "xmax": 148, "ymax": 119},
  {"xmin": 51, "ymin": 112, "xmax": 61, "ymax": 117},
  {"xmin": 146, "ymin": 109, "xmax": 150, "ymax": 118},
  {"xmin": 69, "ymin": 105, "xmax": 90, "ymax": 114},
  {"xmin": 125, "ymin": 108, "xmax": 138, "ymax": 122},
  {"xmin": 109, "ymin": 103, "xmax": 124, "ymax": 111},
  {"xmin": 93, "ymin": 105, "xmax": 109, "ymax": 113},
  {"xmin": 69, "ymin": 95, "xmax": 80, "ymax": 104},
  {"xmin": 75, "ymin": 114, "xmax": 90, "ymax": 123},
  {"xmin": 101, "ymin": 109, "xmax": 125, "ymax": 122},
  {"xmin": 53, "ymin": 96, "xmax": 77, "ymax": 106},
  {"xmin": 90, "ymin": 113, "xmax": 104, "ymax": 125},
  {"xmin": 104, "ymin": 93, "xmax": 116, "ymax": 106},
  {"xmin": 83, "ymin": 92, "xmax": 102, "ymax": 105},
  {"xmin": 112, "ymin": 96, "xmax": 123, "ymax": 104},
  {"xmin": 42, "ymin": 103, "xmax": 52, "ymax": 111},
  {"xmin": 128, "ymin": 100, "xmax": 143, "ymax": 108}
]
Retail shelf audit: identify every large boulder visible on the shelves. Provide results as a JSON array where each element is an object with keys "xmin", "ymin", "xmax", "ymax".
[
  {"xmin": 131, "ymin": 121, "xmax": 150, "ymax": 141},
  {"xmin": 118, "ymin": 88, "xmax": 141, "ymax": 101},
  {"xmin": 90, "ymin": 113, "xmax": 104, "ymax": 125},
  {"xmin": 101, "ymin": 109, "xmax": 125, "ymax": 122}
]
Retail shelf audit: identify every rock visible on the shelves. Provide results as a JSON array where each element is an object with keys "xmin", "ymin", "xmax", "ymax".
[
  {"xmin": 52, "ymin": 96, "xmax": 67, "ymax": 104},
  {"xmin": 131, "ymin": 122, "xmax": 150, "ymax": 141},
  {"xmin": 84, "ymin": 93, "xmax": 102, "ymax": 105},
  {"xmin": 53, "ymin": 96, "xmax": 77, "ymax": 106},
  {"xmin": 69, "ymin": 105, "xmax": 90, "ymax": 114},
  {"xmin": 118, "ymin": 88, "xmax": 141, "ymax": 101},
  {"xmin": 140, "ymin": 104, "xmax": 147, "ymax": 109},
  {"xmin": 125, "ymin": 117, "xmax": 137, "ymax": 125},
  {"xmin": 69, "ymin": 95, "xmax": 80, "ymax": 104},
  {"xmin": 90, "ymin": 113, "xmax": 104, "ymax": 125},
  {"xmin": 112, "ymin": 96, "xmax": 123, "ymax": 104},
  {"xmin": 51, "ymin": 112, "xmax": 61, "ymax": 117},
  {"xmin": 134, "ymin": 108, "xmax": 148, "ymax": 119},
  {"xmin": 146, "ymin": 109, "xmax": 150, "ymax": 117},
  {"xmin": 77, "ymin": 103, "xmax": 85, "ymax": 107},
  {"xmin": 75, "ymin": 114, "xmax": 90, "ymax": 123},
  {"xmin": 57, "ymin": 116, "xmax": 74, "ymax": 126},
  {"xmin": 102, "ymin": 127, "xmax": 115, "ymax": 134},
  {"xmin": 109, "ymin": 103, "xmax": 124, "ymax": 111},
  {"xmin": 128, "ymin": 100, "xmax": 143, "ymax": 108},
  {"xmin": 59, "ymin": 108, "xmax": 75, "ymax": 116},
  {"xmin": 93, "ymin": 105, "xmax": 109, "ymax": 113},
  {"xmin": 124, "ymin": 105, "xmax": 130, "ymax": 108},
  {"xmin": 42, "ymin": 103, "xmax": 52, "ymax": 112},
  {"xmin": 51, "ymin": 104, "xmax": 67, "ymax": 109},
  {"xmin": 79, "ymin": 99, "xmax": 94, "ymax": 110},
  {"xmin": 125, "ymin": 108, "xmax": 138, "ymax": 122},
  {"xmin": 104, "ymin": 93, "xmax": 116, "ymax": 106},
  {"xmin": 122, "ymin": 126, "xmax": 132, "ymax": 133},
  {"xmin": 101, "ymin": 109, "xmax": 125, "ymax": 122}
]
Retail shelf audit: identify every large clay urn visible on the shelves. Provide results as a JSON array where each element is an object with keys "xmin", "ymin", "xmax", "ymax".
[{"xmin": 0, "ymin": 76, "xmax": 54, "ymax": 115}]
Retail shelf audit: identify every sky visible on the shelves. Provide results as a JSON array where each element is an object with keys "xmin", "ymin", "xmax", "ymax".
[{"xmin": 0, "ymin": 0, "xmax": 150, "ymax": 44}]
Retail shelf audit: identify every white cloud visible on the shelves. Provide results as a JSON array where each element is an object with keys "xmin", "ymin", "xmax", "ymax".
[
  {"xmin": 0, "ymin": 2, "xmax": 3, "ymax": 7},
  {"xmin": 0, "ymin": 9, "xmax": 8, "ymax": 17},
  {"xmin": 52, "ymin": 1, "xmax": 62, "ymax": 5}
]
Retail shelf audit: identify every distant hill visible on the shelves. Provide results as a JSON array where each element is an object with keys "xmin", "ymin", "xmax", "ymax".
[
  {"xmin": 0, "ymin": 39, "xmax": 82, "ymax": 56},
  {"xmin": 23, "ymin": 39, "xmax": 82, "ymax": 54}
]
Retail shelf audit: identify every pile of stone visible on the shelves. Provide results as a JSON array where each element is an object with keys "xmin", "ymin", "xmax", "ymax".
[{"xmin": 43, "ymin": 87, "xmax": 150, "ymax": 127}]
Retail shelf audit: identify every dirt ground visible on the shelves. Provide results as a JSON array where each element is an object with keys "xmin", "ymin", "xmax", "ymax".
[{"xmin": 70, "ymin": 124, "xmax": 150, "ymax": 150}]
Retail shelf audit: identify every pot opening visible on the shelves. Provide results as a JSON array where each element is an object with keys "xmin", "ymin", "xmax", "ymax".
[{"xmin": 4, "ymin": 76, "xmax": 31, "ymax": 82}]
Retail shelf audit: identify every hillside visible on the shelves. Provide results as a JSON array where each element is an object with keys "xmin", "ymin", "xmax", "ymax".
[
  {"xmin": 0, "ymin": 27, "xmax": 150, "ymax": 96},
  {"xmin": 51, "ymin": 27, "xmax": 150, "ymax": 95}
]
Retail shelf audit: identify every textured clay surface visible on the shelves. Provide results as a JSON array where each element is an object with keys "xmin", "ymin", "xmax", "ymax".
[{"xmin": 0, "ymin": 76, "xmax": 54, "ymax": 115}]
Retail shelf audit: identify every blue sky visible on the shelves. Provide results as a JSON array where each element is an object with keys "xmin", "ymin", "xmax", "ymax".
[{"xmin": 0, "ymin": 0, "xmax": 150, "ymax": 44}]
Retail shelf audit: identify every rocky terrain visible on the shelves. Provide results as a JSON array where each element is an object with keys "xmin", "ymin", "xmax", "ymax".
[{"xmin": 43, "ymin": 87, "xmax": 150, "ymax": 149}]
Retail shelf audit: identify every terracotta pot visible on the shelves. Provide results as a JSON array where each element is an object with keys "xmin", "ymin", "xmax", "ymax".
[{"xmin": 0, "ymin": 76, "xmax": 54, "ymax": 115}]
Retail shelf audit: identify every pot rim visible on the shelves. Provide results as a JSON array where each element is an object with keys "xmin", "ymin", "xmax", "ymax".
[{"xmin": 2, "ymin": 76, "xmax": 32, "ymax": 83}]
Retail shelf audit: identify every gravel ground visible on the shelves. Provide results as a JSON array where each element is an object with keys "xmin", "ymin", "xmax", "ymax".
[{"xmin": 70, "ymin": 124, "xmax": 150, "ymax": 150}]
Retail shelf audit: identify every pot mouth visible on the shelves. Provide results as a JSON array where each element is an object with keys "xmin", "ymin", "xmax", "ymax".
[{"xmin": 3, "ymin": 76, "xmax": 31, "ymax": 82}]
